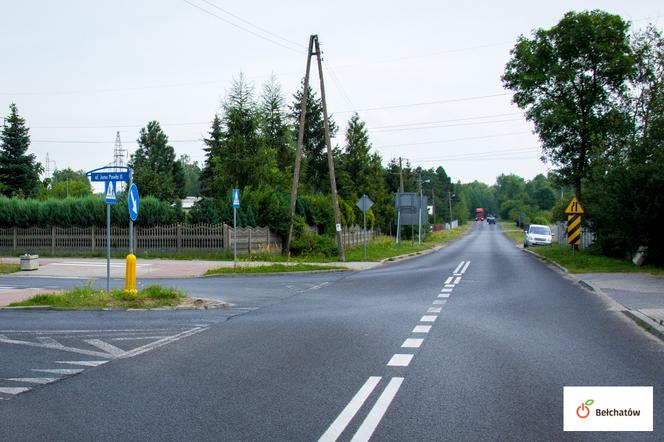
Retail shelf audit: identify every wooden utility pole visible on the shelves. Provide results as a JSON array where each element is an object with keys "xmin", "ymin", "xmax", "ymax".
[
  {"xmin": 286, "ymin": 35, "xmax": 345, "ymax": 262},
  {"xmin": 314, "ymin": 35, "xmax": 345, "ymax": 261},
  {"xmin": 286, "ymin": 35, "xmax": 315, "ymax": 255}
]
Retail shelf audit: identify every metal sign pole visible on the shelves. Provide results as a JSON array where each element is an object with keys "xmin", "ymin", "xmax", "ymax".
[
  {"xmin": 106, "ymin": 202, "xmax": 110, "ymax": 292},
  {"xmin": 129, "ymin": 175, "xmax": 133, "ymax": 254},
  {"xmin": 363, "ymin": 200, "xmax": 367, "ymax": 259},
  {"xmin": 233, "ymin": 207, "xmax": 237, "ymax": 268}
]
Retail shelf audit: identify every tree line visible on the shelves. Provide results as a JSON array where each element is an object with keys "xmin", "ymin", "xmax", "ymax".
[{"xmin": 502, "ymin": 10, "xmax": 664, "ymax": 264}]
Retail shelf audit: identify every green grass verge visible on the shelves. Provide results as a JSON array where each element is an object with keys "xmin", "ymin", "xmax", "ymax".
[
  {"xmin": 530, "ymin": 243, "xmax": 664, "ymax": 275},
  {"xmin": 8, "ymin": 284, "xmax": 186, "ymax": 309},
  {"xmin": 343, "ymin": 224, "xmax": 472, "ymax": 262},
  {"xmin": 205, "ymin": 263, "xmax": 346, "ymax": 275},
  {"xmin": 498, "ymin": 220, "xmax": 525, "ymax": 243},
  {"xmin": 0, "ymin": 263, "xmax": 20, "ymax": 274}
]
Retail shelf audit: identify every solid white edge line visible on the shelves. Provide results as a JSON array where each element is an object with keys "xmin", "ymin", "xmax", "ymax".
[
  {"xmin": 460, "ymin": 261, "xmax": 471, "ymax": 274},
  {"xmin": 350, "ymin": 377, "xmax": 405, "ymax": 442},
  {"xmin": 453, "ymin": 261, "xmax": 465, "ymax": 274},
  {"xmin": 5, "ymin": 377, "xmax": 58, "ymax": 384},
  {"xmin": 318, "ymin": 376, "xmax": 381, "ymax": 442}
]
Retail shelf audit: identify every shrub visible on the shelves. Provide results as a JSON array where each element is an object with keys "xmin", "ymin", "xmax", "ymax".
[{"xmin": 290, "ymin": 232, "xmax": 337, "ymax": 257}]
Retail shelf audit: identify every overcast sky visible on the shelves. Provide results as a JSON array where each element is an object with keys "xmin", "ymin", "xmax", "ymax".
[{"xmin": 1, "ymin": 1, "xmax": 661, "ymax": 189}]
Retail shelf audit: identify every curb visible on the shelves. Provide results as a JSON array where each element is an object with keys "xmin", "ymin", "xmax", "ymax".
[
  {"xmin": 518, "ymin": 246, "xmax": 664, "ymax": 343},
  {"xmin": 622, "ymin": 310, "xmax": 664, "ymax": 341},
  {"xmin": 202, "ymin": 268, "xmax": 352, "ymax": 278},
  {"xmin": 379, "ymin": 225, "xmax": 473, "ymax": 265}
]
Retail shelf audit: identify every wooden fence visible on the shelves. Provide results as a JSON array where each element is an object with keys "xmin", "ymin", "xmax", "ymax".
[
  {"xmin": 341, "ymin": 226, "xmax": 378, "ymax": 249},
  {"xmin": 0, "ymin": 224, "xmax": 282, "ymax": 255}
]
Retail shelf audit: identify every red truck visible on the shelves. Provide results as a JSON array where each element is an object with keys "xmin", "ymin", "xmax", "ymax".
[{"xmin": 475, "ymin": 208, "xmax": 485, "ymax": 221}]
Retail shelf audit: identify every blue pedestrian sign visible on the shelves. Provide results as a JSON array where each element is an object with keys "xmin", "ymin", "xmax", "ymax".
[
  {"xmin": 128, "ymin": 183, "xmax": 140, "ymax": 221},
  {"xmin": 105, "ymin": 181, "xmax": 117, "ymax": 204},
  {"xmin": 232, "ymin": 188, "xmax": 240, "ymax": 209}
]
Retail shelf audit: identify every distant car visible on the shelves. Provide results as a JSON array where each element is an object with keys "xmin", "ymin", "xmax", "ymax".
[
  {"xmin": 486, "ymin": 216, "xmax": 496, "ymax": 225},
  {"xmin": 524, "ymin": 224, "xmax": 552, "ymax": 247}
]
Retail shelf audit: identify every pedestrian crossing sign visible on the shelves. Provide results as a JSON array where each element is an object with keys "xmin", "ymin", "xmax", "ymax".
[
  {"xmin": 232, "ymin": 188, "xmax": 240, "ymax": 209},
  {"xmin": 105, "ymin": 181, "xmax": 116, "ymax": 204}
]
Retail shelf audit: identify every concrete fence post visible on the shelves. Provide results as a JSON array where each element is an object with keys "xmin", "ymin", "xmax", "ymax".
[
  {"xmin": 12, "ymin": 227, "xmax": 17, "ymax": 252},
  {"xmin": 51, "ymin": 226, "xmax": 56, "ymax": 255}
]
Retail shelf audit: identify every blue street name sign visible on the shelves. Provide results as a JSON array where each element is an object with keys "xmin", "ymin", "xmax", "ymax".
[
  {"xmin": 105, "ymin": 181, "xmax": 117, "ymax": 204},
  {"xmin": 128, "ymin": 183, "xmax": 140, "ymax": 221},
  {"xmin": 91, "ymin": 171, "xmax": 130, "ymax": 182},
  {"xmin": 232, "ymin": 188, "xmax": 241, "ymax": 209}
]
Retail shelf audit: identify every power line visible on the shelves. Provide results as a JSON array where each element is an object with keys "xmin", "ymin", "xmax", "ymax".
[
  {"xmin": 370, "ymin": 117, "xmax": 525, "ymax": 133},
  {"xmin": 376, "ymin": 131, "xmax": 534, "ymax": 149},
  {"xmin": 333, "ymin": 92, "xmax": 510, "ymax": 114},
  {"xmin": 183, "ymin": 0, "xmax": 302, "ymax": 53},
  {"xmin": 369, "ymin": 112, "xmax": 522, "ymax": 129},
  {"xmin": 200, "ymin": 0, "xmax": 306, "ymax": 50}
]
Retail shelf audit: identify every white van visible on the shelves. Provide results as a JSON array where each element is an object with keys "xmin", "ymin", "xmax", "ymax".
[{"xmin": 524, "ymin": 224, "xmax": 553, "ymax": 247}]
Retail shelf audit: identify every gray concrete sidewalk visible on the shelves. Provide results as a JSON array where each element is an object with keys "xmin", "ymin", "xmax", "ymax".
[
  {"xmin": 1, "ymin": 256, "xmax": 380, "ymax": 279},
  {"xmin": 577, "ymin": 272, "xmax": 664, "ymax": 329}
]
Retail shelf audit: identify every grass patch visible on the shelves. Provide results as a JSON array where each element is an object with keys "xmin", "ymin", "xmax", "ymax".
[
  {"xmin": 205, "ymin": 263, "xmax": 346, "ymax": 275},
  {"xmin": 530, "ymin": 243, "xmax": 664, "ymax": 275},
  {"xmin": 9, "ymin": 284, "xmax": 186, "ymax": 309},
  {"xmin": 343, "ymin": 224, "xmax": 471, "ymax": 262},
  {"xmin": 0, "ymin": 263, "xmax": 20, "ymax": 274},
  {"xmin": 498, "ymin": 220, "xmax": 525, "ymax": 244}
]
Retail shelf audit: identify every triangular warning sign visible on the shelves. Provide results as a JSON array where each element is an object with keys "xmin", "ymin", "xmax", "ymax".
[
  {"xmin": 564, "ymin": 196, "xmax": 584, "ymax": 214},
  {"xmin": 105, "ymin": 182, "xmax": 116, "ymax": 200}
]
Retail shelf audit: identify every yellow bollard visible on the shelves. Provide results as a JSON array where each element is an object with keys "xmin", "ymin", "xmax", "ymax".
[{"xmin": 125, "ymin": 253, "xmax": 137, "ymax": 294}]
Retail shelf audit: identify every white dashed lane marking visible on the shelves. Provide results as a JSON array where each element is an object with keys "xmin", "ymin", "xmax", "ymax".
[
  {"xmin": 420, "ymin": 315, "xmax": 437, "ymax": 322},
  {"xmin": 427, "ymin": 307, "xmax": 442, "ymax": 313},
  {"xmin": 459, "ymin": 261, "xmax": 471, "ymax": 274},
  {"xmin": 412, "ymin": 325, "xmax": 431, "ymax": 333},
  {"xmin": 454, "ymin": 276, "xmax": 462, "ymax": 284},
  {"xmin": 387, "ymin": 354, "xmax": 413, "ymax": 367},
  {"xmin": 444, "ymin": 277, "xmax": 453, "ymax": 284},
  {"xmin": 438, "ymin": 293, "xmax": 450, "ymax": 299},
  {"xmin": 432, "ymin": 300, "xmax": 446, "ymax": 305},
  {"xmin": 444, "ymin": 284, "xmax": 455, "ymax": 289},
  {"xmin": 401, "ymin": 339, "xmax": 423, "ymax": 348},
  {"xmin": 453, "ymin": 261, "xmax": 465, "ymax": 274}
]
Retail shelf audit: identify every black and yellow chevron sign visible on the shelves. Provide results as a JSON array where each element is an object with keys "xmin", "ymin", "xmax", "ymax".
[
  {"xmin": 564, "ymin": 196, "xmax": 584, "ymax": 246},
  {"xmin": 567, "ymin": 214, "xmax": 582, "ymax": 245}
]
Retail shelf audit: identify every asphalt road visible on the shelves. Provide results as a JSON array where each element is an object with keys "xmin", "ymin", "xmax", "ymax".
[{"xmin": 1, "ymin": 222, "xmax": 662, "ymax": 441}]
